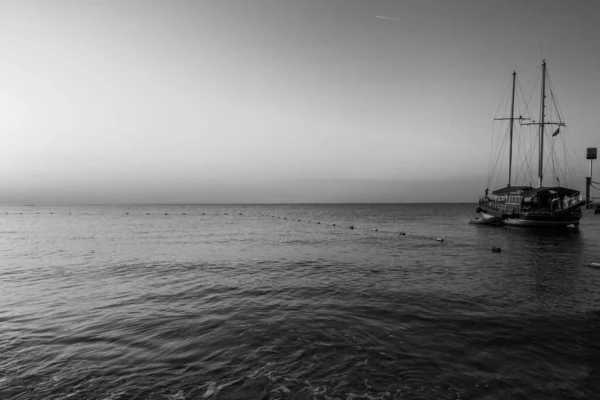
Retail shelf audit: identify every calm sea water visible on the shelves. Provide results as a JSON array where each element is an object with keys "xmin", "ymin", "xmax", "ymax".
[{"xmin": 1, "ymin": 203, "xmax": 600, "ymax": 400}]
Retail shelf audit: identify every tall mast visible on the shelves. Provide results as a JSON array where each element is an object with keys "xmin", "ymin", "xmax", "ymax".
[
  {"xmin": 494, "ymin": 71, "xmax": 524, "ymax": 187},
  {"xmin": 508, "ymin": 71, "xmax": 516, "ymax": 187},
  {"xmin": 521, "ymin": 60, "xmax": 564, "ymax": 186},
  {"xmin": 538, "ymin": 60, "xmax": 547, "ymax": 188}
]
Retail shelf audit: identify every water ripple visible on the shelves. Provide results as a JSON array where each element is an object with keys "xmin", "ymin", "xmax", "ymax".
[{"xmin": 1, "ymin": 204, "xmax": 599, "ymax": 399}]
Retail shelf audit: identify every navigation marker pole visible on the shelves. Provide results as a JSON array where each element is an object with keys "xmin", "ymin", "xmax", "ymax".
[{"xmin": 587, "ymin": 147, "xmax": 597, "ymax": 207}]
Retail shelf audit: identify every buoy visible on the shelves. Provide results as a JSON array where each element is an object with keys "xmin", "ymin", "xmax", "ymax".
[
  {"xmin": 590, "ymin": 262, "xmax": 600, "ymax": 268},
  {"xmin": 350, "ymin": 226, "xmax": 354, "ymax": 229},
  {"xmin": 317, "ymin": 222, "xmax": 320, "ymax": 224},
  {"xmin": 332, "ymin": 223, "xmax": 336, "ymax": 226},
  {"xmin": 165, "ymin": 213, "xmax": 168, "ymax": 215},
  {"xmin": 284, "ymin": 217, "xmax": 287, "ymax": 220},
  {"xmin": 125, "ymin": 212, "xmax": 129, "ymax": 215},
  {"xmin": 435, "ymin": 238, "xmax": 444, "ymax": 242},
  {"xmin": 399, "ymin": 232, "xmax": 405, "ymax": 236},
  {"xmin": 491, "ymin": 247, "xmax": 501, "ymax": 253},
  {"xmin": 239, "ymin": 213, "xmax": 242, "ymax": 215}
]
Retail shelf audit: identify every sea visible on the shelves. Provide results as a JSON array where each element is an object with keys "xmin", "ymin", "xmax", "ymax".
[{"xmin": 1, "ymin": 203, "xmax": 600, "ymax": 400}]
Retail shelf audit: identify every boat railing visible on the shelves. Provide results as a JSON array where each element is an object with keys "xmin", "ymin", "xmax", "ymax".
[
  {"xmin": 479, "ymin": 196, "xmax": 516, "ymax": 214},
  {"xmin": 479, "ymin": 196, "xmax": 496, "ymax": 210},
  {"xmin": 562, "ymin": 193, "xmax": 585, "ymax": 209}
]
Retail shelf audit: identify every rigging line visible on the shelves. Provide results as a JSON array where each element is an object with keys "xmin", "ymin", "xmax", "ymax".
[
  {"xmin": 548, "ymin": 72, "xmax": 574, "ymax": 186},
  {"xmin": 488, "ymin": 80, "xmax": 511, "ymax": 185},
  {"xmin": 487, "ymin": 118, "xmax": 495, "ymax": 187},
  {"xmin": 548, "ymin": 98, "xmax": 562, "ymax": 184},
  {"xmin": 548, "ymin": 80, "xmax": 568, "ymax": 183},
  {"xmin": 520, "ymin": 69, "xmax": 541, "ymax": 121},
  {"xmin": 548, "ymin": 69, "xmax": 585, "ymax": 179},
  {"xmin": 514, "ymin": 75, "xmax": 537, "ymax": 185},
  {"xmin": 544, "ymin": 133, "xmax": 559, "ymax": 185},
  {"xmin": 490, "ymin": 126, "xmax": 508, "ymax": 186},
  {"xmin": 559, "ymin": 126, "xmax": 573, "ymax": 186},
  {"xmin": 547, "ymin": 72, "xmax": 565, "ymax": 122},
  {"xmin": 516, "ymin": 125, "xmax": 533, "ymax": 183},
  {"xmin": 489, "ymin": 106, "xmax": 511, "ymax": 187},
  {"xmin": 516, "ymin": 74, "xmax": 534, "ymax": 120},
  {"xmin": 549, "ymin": 85, "xmax": 572, "ymax": 186},
  {"xmin": 527, "ymin": 125, "xmax": 537, "ymax": 183},
  {"xmin": 563, "ymin": 136, "xmax": 568, "ymax": 186},
  {"xmin": 515, "ymin": 130, "xmax": 526, "ymax": 183},
  {"xmin": 566, "ymin": 125, "xmax": 586, "ymax": 177},
  {"xmin": 515, "ymin": 76, "xmax": 526, "ymax": 118},
  {"xmin": 516, "ymin": 84, "xmax": 535, "ymax": 184},
  {"xmin": 488, "ymin": 120, "xmax": 502, "ymax": 187},
  {"xmin": 550, "ymin": 137, "xmax": 558, "ymax": 185},
  {"xmin": 492, "ymin": 127, "xmax": 510, "ymax": 187},
  {"xmin": 495, "ymin": 92, "xmax": 512, "ymax": 182},
  {"xmin": 517, "ymin": 127, "xmax": 529, "ymax": 182},
  {"xmin": 493, "ymin": 77, "xmax": 513, "ymax": 119},
  {"xmin": 559, "ymin": 127, "xmax": 570, "ymax": 186}
]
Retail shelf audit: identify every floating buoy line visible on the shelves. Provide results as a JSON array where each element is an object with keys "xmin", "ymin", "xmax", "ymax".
[
  {"xmin": 1, "ymin": 210, "xmax": 447, "ymax": 244},
  {"xmin": 261, "ymin": 213, "xmax": 448, "ymax": 245},
  {"xmin": 2, "ymin": 210, "xmax": 513, "ymax": 253}
]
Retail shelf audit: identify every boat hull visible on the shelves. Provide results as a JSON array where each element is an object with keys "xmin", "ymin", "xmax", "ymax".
[
  {"xmin": 478, "ymin": 210, "xmax": 581, "ymax": 228},
  {"xmin": 503, "ymin": 217, "xmax": 579, "ymax": 227}
]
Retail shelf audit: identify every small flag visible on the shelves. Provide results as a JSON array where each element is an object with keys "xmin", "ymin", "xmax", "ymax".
[{"xmin": 552, "ymin": 128, "xmax": 560, "ymax": 137}]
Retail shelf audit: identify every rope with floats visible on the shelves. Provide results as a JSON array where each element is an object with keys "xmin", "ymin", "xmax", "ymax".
[{"xmin": 1, "ymin": 210, "xmax": 525, "ymax": 253}]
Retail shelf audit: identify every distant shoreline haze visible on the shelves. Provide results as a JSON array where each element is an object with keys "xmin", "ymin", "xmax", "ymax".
[
  {"xmin": 0, "ymin": 172, "xmax": 592, "ymax": 204},
  {"xmin": 0, "ymin": 177, "xmax": 487, "ymax": 204}
]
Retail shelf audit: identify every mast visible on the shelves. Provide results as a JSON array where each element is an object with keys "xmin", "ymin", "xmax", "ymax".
[
  {"xmin": 521, "ymin": 60, "xmax": 564, "ymax": 187},
  {"xmin": 494, "ymin": 71, "xmax": 525, "ymax": 187},
  {"xmin": 538, "ymin": 60, "xmax": 547, "ymax": 188},
  {"xmin": 508, "ymin": 71, "xmax": 516, "ymax": 187}
]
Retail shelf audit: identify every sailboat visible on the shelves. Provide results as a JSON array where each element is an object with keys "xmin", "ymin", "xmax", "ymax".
[{"xmin": 475, "ymin": 60, "xmax": 587, "ymax": 227}]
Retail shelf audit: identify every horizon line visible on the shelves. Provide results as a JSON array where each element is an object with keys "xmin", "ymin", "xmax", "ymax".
[{"xmin": 1, "ymin": 201, "xmax": 479, "ymax": 206}]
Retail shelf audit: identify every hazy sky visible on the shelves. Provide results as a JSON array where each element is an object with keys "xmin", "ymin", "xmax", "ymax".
[{"xmin": 1, "ymin": 0, "xmax": 599, "ymax": 203}]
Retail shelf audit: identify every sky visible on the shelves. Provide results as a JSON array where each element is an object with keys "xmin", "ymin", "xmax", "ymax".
[{"xmin": 0, "ymin": 0, "xmax": 599, "ymax": 204}]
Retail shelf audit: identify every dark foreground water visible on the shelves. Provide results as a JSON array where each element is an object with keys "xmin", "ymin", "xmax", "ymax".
[{"xmin": 1, "ymin": 204, "xmax": 600, "ymax": 400}]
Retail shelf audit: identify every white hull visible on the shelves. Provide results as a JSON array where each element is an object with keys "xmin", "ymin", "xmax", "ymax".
[
  {"xmin": 503, "ymin": 218, "xmax": 579, "ymax": 227},
  {"xmin": 480, "ymin": 212, "xmax": 579, "ymax": 227}
]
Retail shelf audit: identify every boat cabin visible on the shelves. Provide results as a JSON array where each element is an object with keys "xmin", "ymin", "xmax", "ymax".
[{"xmin": 487, "ymin": 186, "xmax": 582, "ymax": 211}]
